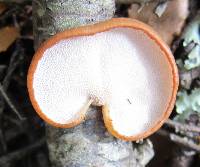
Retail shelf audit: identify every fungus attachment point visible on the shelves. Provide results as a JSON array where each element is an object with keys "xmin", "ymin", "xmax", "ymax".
[{"xmin": 27, "ymin": 18, "xmax": 178, "ymax": 141}]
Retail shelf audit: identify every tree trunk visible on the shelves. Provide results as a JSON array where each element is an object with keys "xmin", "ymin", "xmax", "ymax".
[{"xmin": 32, "ymin": 0, "xmax": 154, "ymax": 166}]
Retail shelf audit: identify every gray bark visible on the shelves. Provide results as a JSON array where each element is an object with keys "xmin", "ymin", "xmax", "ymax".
[
  {"xmin": 32, "ymin": 0, "xmax": 154, "ymax": 166},
  {"xmin": 116, "ymin": 0, "xmax": 153, "ymax": 4}
]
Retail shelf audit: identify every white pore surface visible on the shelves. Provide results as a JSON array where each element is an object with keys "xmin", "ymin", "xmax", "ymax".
[{"xmin": 33, "ymin": 28, "xmax": 173, "ymax": 136}]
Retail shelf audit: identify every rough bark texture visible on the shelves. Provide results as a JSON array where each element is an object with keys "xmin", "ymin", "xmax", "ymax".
[
  {"xmin": 33, "ymin": 0, "xmax": 115, "ymax": 48},
  {"xmin": 32, "ymin": 0, "xmax": 154, "ymax": 166},
  {"xmin": 116, "ymin": 0, "xmax": 152, "ymax": 4}
]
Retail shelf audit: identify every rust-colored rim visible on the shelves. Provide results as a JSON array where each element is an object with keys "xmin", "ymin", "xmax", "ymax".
[{"xmin": 27, "ymin": 18, "xmax": 179, "ymax": 140}]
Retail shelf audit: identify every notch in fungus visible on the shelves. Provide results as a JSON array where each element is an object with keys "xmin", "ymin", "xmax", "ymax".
[{"xmin": 27, "ymin": 18, "xmax": 179, "ymax": 141}]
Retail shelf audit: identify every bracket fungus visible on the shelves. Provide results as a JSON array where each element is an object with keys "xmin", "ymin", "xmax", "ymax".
[{"xmin": 27, "ymin": 18, "xmax": 179, "ymax": 141}]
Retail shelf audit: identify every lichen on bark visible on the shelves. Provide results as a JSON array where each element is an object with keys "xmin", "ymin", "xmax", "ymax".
[
  {"xmin": 33, "ymin": 0, "xmax": 115, "ymax": 48},
  {"xmin": 33, "ymin": 0, "xmax": 154, "ymax": 166}
]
